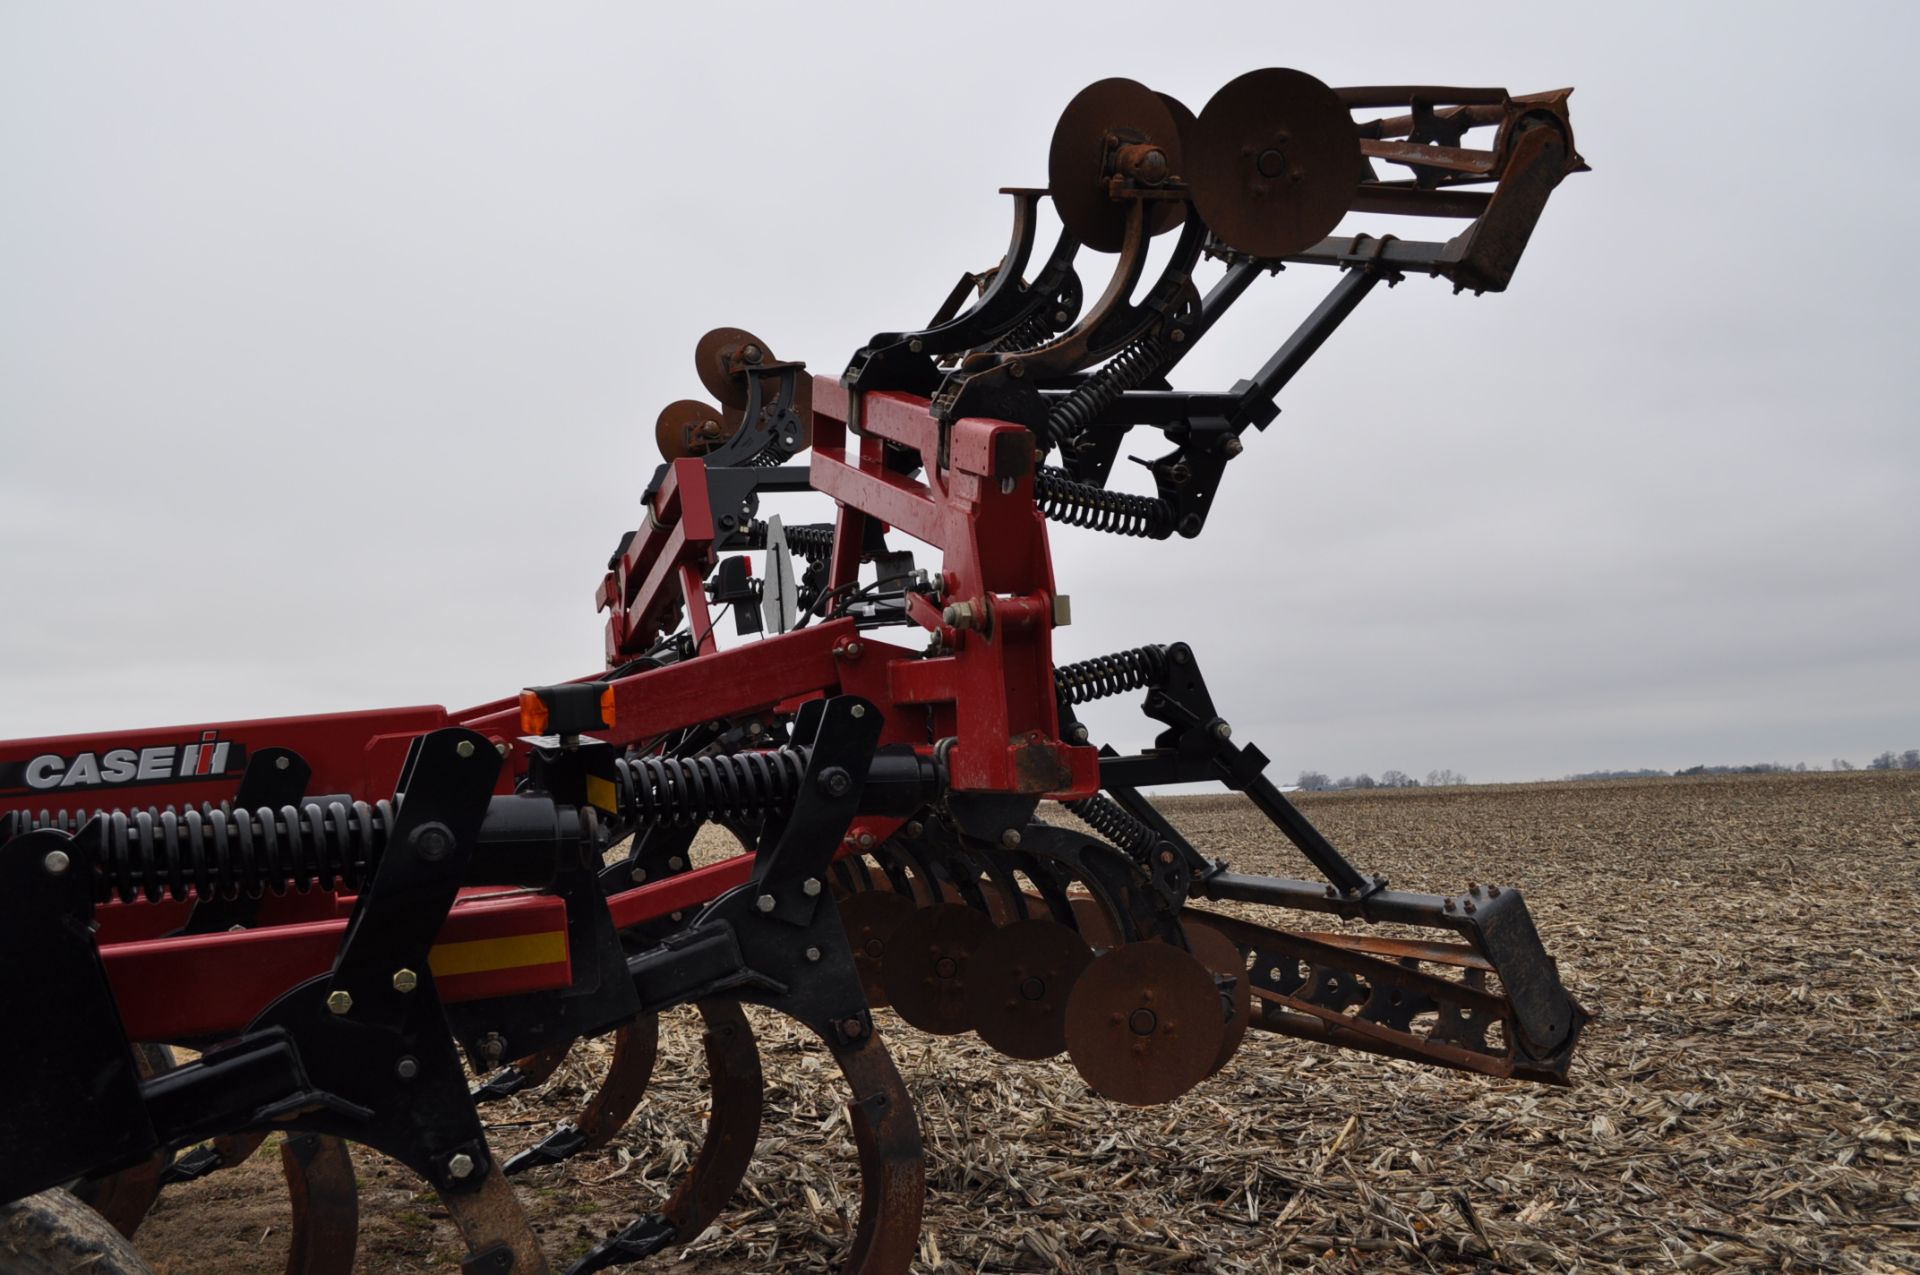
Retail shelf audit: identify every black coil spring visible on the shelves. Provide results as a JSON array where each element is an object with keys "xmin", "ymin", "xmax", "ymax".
[
  {"xmin": 30, "ymin": 800, "xmax": 392, "ymax": 905},
  {"xmin": 984, "ymin": 314, "xmax": 1055, "ymax": 354},
  {"xmin": 1044, "ymin": 335, "xmax": 1167, "ymax": 450},
  {"xmin": 616, "ymin": 747, "xmax": 813, "ymax": 827},
  {"xmin": 1034, "ymin": 467, "xmax": 1174, "ymax": 539},
  {"xmin": 1053, "ymin": 645, "xmax": 1171, "ymax": 706},
  {"xmin": 1065, "ymin": 794, "xmax": 1160, "ymax": 860},
  {"xmin": 3, "ymin": 802, "xmax": 225, "ymax": 847},
  {"xmin": 745, "ymin": 521, "xmax": 836, "ymax": 563}
]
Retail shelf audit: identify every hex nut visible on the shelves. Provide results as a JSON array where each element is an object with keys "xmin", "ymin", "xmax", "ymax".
[{"xmin": 326, "ymin": 991, "xmax": 354, "ymax": 1016}]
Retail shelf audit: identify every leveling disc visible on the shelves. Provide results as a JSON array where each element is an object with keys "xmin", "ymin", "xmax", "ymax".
[
  {"xmin": 881, "ymin": 901, "xmax": 994, "ymax": 1035},
  {"xmin": 964, "ymin": 919, "xmax": 1095, "ymax": 1061},
  {"xmin": 841, "ymin": 888, "xmax": 916, "ymax": 1008},
  {"xmin": 1188, "ymin": 67, "xmax": 1360, "ymax": 258},
  {"xmin": 1065, "ymin": 941, "xmax": 1228, "ymax": 1105},
  {"xmin": 1049, "ymin": 77, "xmax": 1186, "ymax": 253},
  {"xmin": 694, "ymin": 325, "xmax": 772, "ymax": 411},
  {"xmin": 1182, "ymin": 922, "xmax": 1252, "ymax": 1076},
  {"xmin": 654, "ymin": 398, "xmax": 737, "ymax": 461},
  {"xmin": 1151, "ymin": 91, "xmax": 1199, "ymax": 236}
]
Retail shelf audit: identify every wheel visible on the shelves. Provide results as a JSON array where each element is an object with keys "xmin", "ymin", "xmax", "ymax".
[{"xmin": 0, "ymin": 1189, "xmax": 155, "ymax": 1275}]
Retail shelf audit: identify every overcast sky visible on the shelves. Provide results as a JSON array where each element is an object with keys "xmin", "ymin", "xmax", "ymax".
[{"xmin": 2, "ymin": 3, "xmax": 1915, "ymax": 782}]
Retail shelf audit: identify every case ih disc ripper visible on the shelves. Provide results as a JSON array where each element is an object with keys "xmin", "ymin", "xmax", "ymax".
[{"xmin": 0, "ymin": 70, "xmax": 1589, "ymax": 1275}]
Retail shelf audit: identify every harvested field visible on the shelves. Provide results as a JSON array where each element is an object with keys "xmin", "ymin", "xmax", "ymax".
[{"xmin": 135, "ymin": 771, "xmax": 1920, "ymax": 1273}]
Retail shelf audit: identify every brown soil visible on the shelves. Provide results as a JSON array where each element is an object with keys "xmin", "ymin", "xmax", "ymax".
[{"xmin": 132, "ymin": 771, "xmax": 1920, "ymax": 1273}]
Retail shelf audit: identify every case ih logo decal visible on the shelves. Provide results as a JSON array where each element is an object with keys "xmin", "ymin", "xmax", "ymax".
[{"xmin": 0, "ymin": 731, "xmax": 247, "ymax": 795}]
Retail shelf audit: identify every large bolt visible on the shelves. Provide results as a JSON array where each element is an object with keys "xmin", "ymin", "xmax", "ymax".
[
  {"xmin": 409, "ymin": 823, "xmax": 454, "ymax": 862},
  {"xmin": 942, "ymin": 601, "xmax": 976, "ymax": 630},
  {"xmin": 817, "ymin": 767, "xmax": 853, "ymax": 798},
  {"xmin": 756, "ymin": 894, "xmax": 777, "ymax": 913},
  {"xmin": 479, "ymin": 1032, "xmax": 506, "ymax": 1062},
  {"xmin": 42, "ymin": 850, "xmax": 70, "ymax": 876},
  {"xmin": 455, "ymin": 740, "xmax": 476, "ymax": 759},
  {"xmin": 326, "ymin": 991, "xmax": 353, "ymax": 1016},
  {"xmin": 1213, "ymin": 721, "xmax": 1233, "ymax": 741},
  {"xmin": 392, "ymin": 968, "xmax": 419, "ymax": 994},
  {"xmin": 447, "ymin": 1153, "xmax": 476, "ymax": 1180},
  {"xmin": 805, "ymin": 946, "xmax": 822, "ymax": 963},
  {"xmin": 274, "ymin": 755, "xmax": 292, "ymax": 771},
  {"xmin": 1069, "ymin": 723, "xmax": 1090, "ymax": 744},
  {"xmin": 850, "ymin": 703, "xmax": 867, "ymax": 719},
  {"xmin": 855, "ymin": 831, "xmax": 876, "ymax": 850},
  {"xmin": 999, "ymin": 828, "xmax": 1022, "ymax": 849},
  {"xmin": 1221, "ymin": 435, "xmax": 1245, "ymax": 457},
  {"xmin": 395, "ymin": 1056, "xmax": 419, "ymax": 1080},
  {"xmin": 802, "ymin": 878, "xmax": 822, "ymax": 897}
]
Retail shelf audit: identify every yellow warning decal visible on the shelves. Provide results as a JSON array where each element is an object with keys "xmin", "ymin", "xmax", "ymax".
[
  {"xmin": 586, "ymin": 773, "xmax": 619, "ymax": 813},
  {"xmin": 428, "ymin": 929, "xmax": 569, "ymax": 978}
]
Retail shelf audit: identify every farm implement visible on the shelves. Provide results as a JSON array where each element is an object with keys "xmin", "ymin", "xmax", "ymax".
[{"xmin": 0, "ymin": 69, "xmax": 1589, "ymax": 1274}]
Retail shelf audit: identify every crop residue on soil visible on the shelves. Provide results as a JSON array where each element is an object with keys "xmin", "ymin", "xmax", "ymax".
[{"xmin": 133, "ymin": 771, "xmax": 1920, "ymax": 1273}]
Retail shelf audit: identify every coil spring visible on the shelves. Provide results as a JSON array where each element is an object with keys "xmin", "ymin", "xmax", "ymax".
[
  {"xmin": 1053, "ymin": 645, "xmax": 1171, "ymax": 707},
  {"xmin": 616, "ymin": 746, "xmax": 812, "ymax": 827},
  {"xmin": 1065, "ymin": 793, "xmax": 1160, "ymax": 860},
  {"xmin": 39, "ymin": 800, "xmax": 392, "ymax": 906},
  {"xmin": 745, "ymin": 521, "xmax": 836, "ymax": 563},
  {"xmin": 984, "ymin": 313, "xmax": 1054, "ymax": 355},
  {"xmin": 1034, "ymin": 467, "xmax": 1174, "ymax": 539},
  {"xmin": 3, "ymin": 801, "xmax": 226, "ymax": 847},
  {"xmin": 1044, "ymin": 334, "xmax": 1167, "ymax": 450}
]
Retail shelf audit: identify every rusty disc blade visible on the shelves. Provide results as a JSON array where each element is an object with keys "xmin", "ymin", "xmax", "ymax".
[
  {"xmin": 964, "ymin": 919, "xmax": 1094, "ymax": 1061},
  {"xmin": 1049, "ymin": 77, "xmax": 1184, "ymax": 253},
  {"xmin": 281, "ymin": 1131, "xmax": 359, "ymax": 1275},
  {"xmin": 880, "ymin": 901, "xmax": 994, "ymax": 1035},
  {"xmin": 655, "ymin": 398, "xmax": 738, "ymax": 461},
  {"xmin": 842, "ymin": 888, "xmax": 916, "ymax": 1007},
  {"xmin": 1150, "ymin": 91, "xmax": 1198, "ymax": 236},
  {"xmin": 1065, "ymin": 941, "xmax": 1228, "ymax": 1105},
  {"xmin": 1183, "ymin": 922, "xmax": 1251, "ymax": 1076},
  {"xmin": 1069, "ymin": 894, "xmax": 1122, "ymax": 949},
  {"xmin": 1189, "ymin": 67, "xmax": 1360, "ymax": 258},
  {"xmin": 694, "ymin": 326, "xmax": 771, "ymax": 411}
]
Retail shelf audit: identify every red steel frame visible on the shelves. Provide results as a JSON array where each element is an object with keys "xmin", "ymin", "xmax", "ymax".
[{"xmin": 1, "ymin": 380, "xmax": 1100, "ymax": 1044}]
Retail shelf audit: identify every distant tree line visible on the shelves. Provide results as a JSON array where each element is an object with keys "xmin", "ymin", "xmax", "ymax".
[
  {"xmin": 1295, "ymin": 768, "xmax": 1465, "ymax": 791},
  {"xmin": 1295, "ymin": 750, "xmax": 1920, "ymax": 791},
  {"xmin": 1565, "ymin": 750, "xmax": 1919, "ymax": 781}
]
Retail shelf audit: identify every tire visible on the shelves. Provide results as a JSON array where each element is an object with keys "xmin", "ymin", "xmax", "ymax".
[{"xmin": 0, "ymin": 1189, "xmax": 155, "ymax": 1275}]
